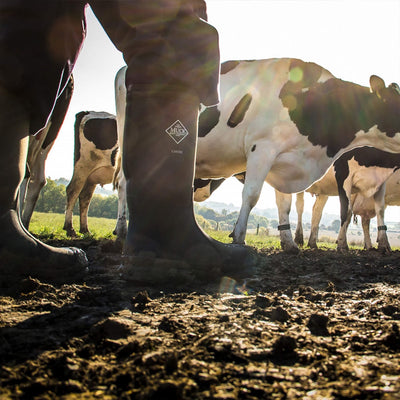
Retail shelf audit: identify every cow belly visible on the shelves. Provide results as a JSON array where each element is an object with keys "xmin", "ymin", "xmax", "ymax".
[
  {"xmin": 87, "ymin": 167, "xmax": 115, "ymax": 186},
  {"xmin": 267, "ymin": 161, "xmax": 330, "ymax": 194}
]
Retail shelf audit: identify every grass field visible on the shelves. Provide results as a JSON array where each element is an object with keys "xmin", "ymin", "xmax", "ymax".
[{"xmin": 29, "ymin": 211, "xmax": 360, "ymax": 251}]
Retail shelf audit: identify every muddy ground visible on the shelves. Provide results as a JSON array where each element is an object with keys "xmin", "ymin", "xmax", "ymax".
[{"xmin": 1, "ymin": 239, "xmax": 400, "ymax": 399}]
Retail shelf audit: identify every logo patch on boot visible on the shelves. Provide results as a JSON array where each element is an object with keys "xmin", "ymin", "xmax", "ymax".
[{"xmin": 166, "ymin": 120, "xmax": 189, "ymax": 144}]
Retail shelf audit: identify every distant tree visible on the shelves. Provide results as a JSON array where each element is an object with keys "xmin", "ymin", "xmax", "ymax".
[
  {"xmin": 35, "ymin": 179, "xmax": 66, "ymax": 213},
  {"xmin": 196, "ymin": 206, "xmax": 221, "ymax": 221},
  {"xmin": 270, "ymin": 219, "xmax": 279, "ymax": 229},
  {"xmin": 88, "ymin": 194, "xmax": 118, "ymax": 219},
  {"xmin": 329, "ymin": 220, "xmax": 341, "ymax": 233},
  {"xmin": 195, "ymin": 214, "xmax": 214, "ymax": 230}
]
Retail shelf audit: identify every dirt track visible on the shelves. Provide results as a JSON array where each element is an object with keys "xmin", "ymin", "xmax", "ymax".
[{"xmin": 1, "ymin": 239, "xmax": 400, "ymax": 399}]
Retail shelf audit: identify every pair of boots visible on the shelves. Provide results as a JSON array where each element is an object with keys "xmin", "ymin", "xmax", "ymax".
[{"xmin": 0, "ymin": 86, "xmax": 256, "ymax": 285}]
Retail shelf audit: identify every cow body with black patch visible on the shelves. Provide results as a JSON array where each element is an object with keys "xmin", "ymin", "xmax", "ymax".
[
  {"xmin": 19, "ymin": 76, "xmax": 74, "ymax": 229},
  {"xmin": 63, "ymin": 111, "xmax": 127, "ymax": 238},
  {"xmin": 195, "ymin": 58, "xmax": 400, "ymax": 250}
]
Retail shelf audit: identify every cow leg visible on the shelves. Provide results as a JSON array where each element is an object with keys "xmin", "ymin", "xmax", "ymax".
[
  {"xmin": 18, "ymin": 175, "xmax": 29, "ymax": 217},
  {"xmin": 307, "ymin": 194, "xmax": 328, "ymax": 249},
  {"xmin": 78, "ymin": 181, "xmax": 97, "ymax": 234},
  {"xmin": 336, "ymin": 166, "xmax": 353, "ymax": 251},
  {"xmin": 121, "ymin": 85, "xmax": 256, "ymax": 281},
  {"xmin": 337, "ymin": 209, "xmax": 352, "ymax": 251},
  {"xmin": 230, "ymin": 150, "xmax": 273, "ymax": 244},
  {"xmin": 113, "ymin": 170, "xmax": 128, "ymax": 240},
  {"xmin": 64, "ymin": 176, "xmax": 87, "ymax": 237},
  {"xmin": 0, "ymin": 86, "xmax": 87, "ymax": 280},
  {"xmin": 373, "ymin": 183, "xmax": 391, "ymax": 253},
  {"xmin": 275, "ymin": 190, "xmax": 299, "ymax": 253},
  {"xmin": 294, "ymin": 192, "xmax": 304, "ymax": 247},
  {"xmin": 21, "ymin": 150, "xmax": 47, "ymax": 228},
  {"xmin": 361, "ymin": 216, "xmax": 373, "ymax": 250}
]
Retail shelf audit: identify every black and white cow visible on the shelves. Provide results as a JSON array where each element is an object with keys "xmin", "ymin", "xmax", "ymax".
[
  {"xmin": 19, "ymin": 76, "xmax": 74, "ymax": 229},
  {"xmin": 195, "ymin": 58, "xmax": 400, "ymax": 252},
  {"xmin": 63, "ymin": 111, "xmax": 127, "ymax": 239},
  {"xmin": 294, "ymin": 147, "xmax": 400, "ymax": 252}
]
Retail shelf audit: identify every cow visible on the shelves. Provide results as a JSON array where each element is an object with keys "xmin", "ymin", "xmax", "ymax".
[
  {"xmin": 293, "ymin": 147, "xmax": 400, "ymax": 252},
  {"xmin": 351, "ymin": 170, "xmax": 400, "ymax": 249},
  {"xmin": 63, "ymin": 65, "xmax": 136, "ymax": 243},
  {"xmin": 19, "ymin": 76, "xmax": 74, "ymax": 229},
  {"xmin": 304, "ymin": 165, "xmax": 400, "ymax": 251},
  {"xmin": 63, "ymin": 110, "xmax": 127, "ymax": 239},
  {"xmin": 194, "ymin": 58, "xmax": 400, "ymax": 253}
]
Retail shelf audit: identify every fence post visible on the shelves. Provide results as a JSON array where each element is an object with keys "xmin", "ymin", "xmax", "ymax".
[{"xmin": 256, "ymin": 224, "xmax": 259, "ymax": 235}]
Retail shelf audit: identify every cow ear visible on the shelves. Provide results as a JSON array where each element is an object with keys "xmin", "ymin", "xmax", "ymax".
[
  {"xmin": 370, "ymin": 75, "xmax": 386, "ymax": 94},
  {"xmin": 389, "ymin": 82, "xmax": 400, "ymax": 95}
]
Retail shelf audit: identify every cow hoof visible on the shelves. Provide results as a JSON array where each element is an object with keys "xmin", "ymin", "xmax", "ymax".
[
  {"xmin": 337, "ymin": 246, "xmax": 349, "ymax": 253},
  {"xmin": 294, "ymin": 234, "xmax": 304, "ymax": 247},
  {"xmin": 282, "ymin": 246, "xmax": 300, "ymax": 255},
  {"xmin": 63, "ymin": 224, "xmax": 77, "ymax": 237},
  {"xmin": 67, "ymin": 230, "xmax": 77, "ymax": 238},
  {"xmin": 230, "ymin": 236, "xmax": 246, "ymax": 245},
  {"xmin": 378, "ymin": 246, "xmax": 391, "ymax": 254}
]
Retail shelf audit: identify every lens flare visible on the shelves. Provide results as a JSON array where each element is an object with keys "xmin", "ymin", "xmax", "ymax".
[{"xmin": 289, "ymin": 66, "xmax": 303, "ymax": 83}]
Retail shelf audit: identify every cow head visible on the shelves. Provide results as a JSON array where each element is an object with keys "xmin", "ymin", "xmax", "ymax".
[
  {"xmin": 370, "ymin": 75, "xmax": 400, "ymax": 103},
  {"xmin": 369, "ymin": 75, "xmax": 400, "ymax": 137}
]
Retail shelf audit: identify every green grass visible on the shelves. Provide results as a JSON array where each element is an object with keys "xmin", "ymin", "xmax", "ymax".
[
  {"xmin": 29, "ymin": 212, "xmax": 116, "ymax": 240},
  {"xmin": 29, "ymin": 211, "xmax": 365, "ymax": 251},
  {"xmin": 205, "ymin": 229, "xmax": 283, "ymax": 250}
]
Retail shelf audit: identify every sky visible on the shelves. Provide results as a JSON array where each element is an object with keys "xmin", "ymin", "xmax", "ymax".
[{"xmin": 45, "ymin": 0, "xmax": 400, "ymax": 221}]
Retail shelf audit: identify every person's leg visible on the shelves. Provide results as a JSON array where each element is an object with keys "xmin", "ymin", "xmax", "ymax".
[
  {"xmin": 122, "ymin": 84, "xmax": 256, "ymax": 282},
  {"xmin": 0, "ymin": 85, "xmax": 87, "ymax": 283}
]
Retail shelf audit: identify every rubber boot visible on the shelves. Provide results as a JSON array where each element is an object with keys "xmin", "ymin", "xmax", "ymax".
[
  {"xmin": 0, "ymin": 86, "xmax": 88, "ymax": 286},
  {"xmin": 121, "ymin": 85, "xmax": 257, "ymax": 284}
]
